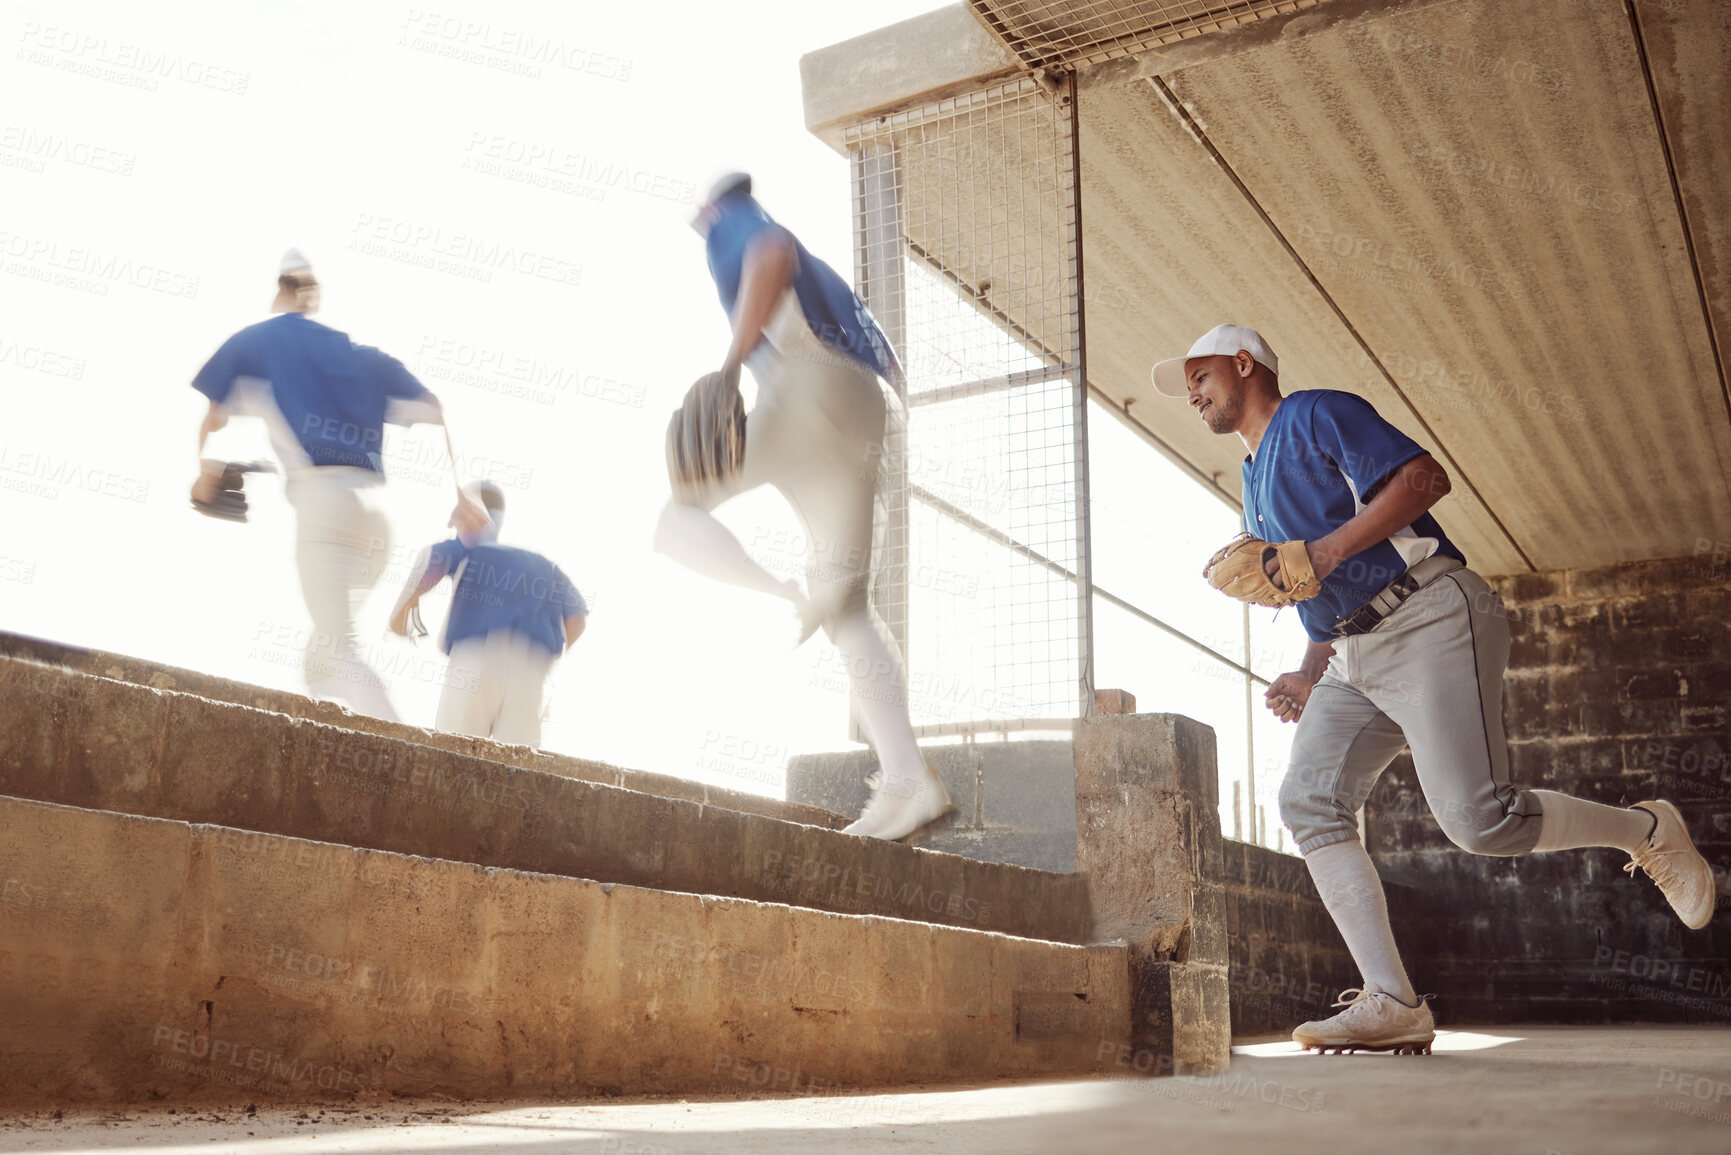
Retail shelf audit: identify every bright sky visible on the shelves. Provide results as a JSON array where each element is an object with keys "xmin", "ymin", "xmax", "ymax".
[{"xmin": 0, "ymin": 0, "xmax": 1306, "ymax": 834}]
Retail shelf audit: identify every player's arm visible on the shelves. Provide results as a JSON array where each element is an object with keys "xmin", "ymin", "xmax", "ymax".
[
  {"xmin": 388, "ymin": 546, "xmax": 449, "ymax": 637},
  {"xmin": 415, "ymin": 395, "xmax": 496, "ymax": 542},
  {"xmin": 191, "ymin": 332, "xmax": 249, "ymax": 504},
  {"xmin": 372, "ymin": 348, "xmax": 492, "ymax": 539},
  {"xmin": 556, "ymin": 567, "xmax": 588, "ymax": 651},
  {"xmin": 198, "ymin": 399, "xmax": 229, "ymax": 449},
  {"xmin": 1266, "ymin": 639, "xmax": 1335, "ymax": 723},
  {"xmin": 191, "ymin": 401, "xmax": 231, "ymax": 503},
  {"xmin": 1306, "ymin": 454, "xmax": 1451, "ymax": 581},
  {"xmin": 722, "ymin": 229, "xmax": 797, "ymax": 374}
]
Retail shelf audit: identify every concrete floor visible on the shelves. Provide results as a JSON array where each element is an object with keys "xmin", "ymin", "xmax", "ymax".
[{"xmin": 4, "ymin": 1027, "xmax": 1729, "ymax": 1154}]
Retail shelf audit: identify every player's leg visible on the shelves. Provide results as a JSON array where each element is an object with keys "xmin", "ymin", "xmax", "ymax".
[
  {"xmin": 652, "ymin": 386, "xmax": 804, "ymax": 606},
  {"xmin": 435, "ymin": 635, "xmax": 505, "ymax": 738},
  {"xmin": 492, "ymin": 631, "xmax": 557, "ymax": 747},
  {"xmin": 780, "ymin": 475, "xmax": 939, "ymax": 827},
  {"xmin": 777, "ymin": 361, "xmax": 947, "ymax": 841},
  {"xmin": 287, "ymin": 471, "xmax": 399, "ymax": 721},
  {"xmin": 1280, "ymin": 670, "xmax": 1420, "ymax": 1005},
  {"xmin": 1280, "ymin": 670, "xmax": 1437, "ymax": 1051},
  {"xmin": 1366, "ymin": 569, "xmax": 1712, "ymax": 926}
]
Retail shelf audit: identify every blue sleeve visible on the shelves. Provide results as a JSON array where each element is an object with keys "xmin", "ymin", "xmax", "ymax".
[
  {"xmin": 428, "ymin": 539, "xmax": 466, "ymax": 579},
  {"xmin": 353, "ymin": 345, "xmax": 429, "ymax": 401},
  {"xmin": 360, "ymin": 346, "xmax": 440, "ymax": 425},
  {"xmin": 1308, "ymin": 392, "xmax": 1428, "ymax": 501},
  {"xmin": 553, "ymin": 565, "xmax": 587, "ymax": 616},
  {"xmin": 191, "ymin": 330, "xmax": 257, "ymax": 404},
  {"xmin": 705, "ymin": 206, "xmax": 790, "ymax": 307}
]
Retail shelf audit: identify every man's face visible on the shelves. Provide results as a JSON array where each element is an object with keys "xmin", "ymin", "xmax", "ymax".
[{"xmin": 1185, "ymin": 353, "xmax": 1249, "ymax": 434}]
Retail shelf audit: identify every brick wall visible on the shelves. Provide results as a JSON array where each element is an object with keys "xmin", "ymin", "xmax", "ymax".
[
  {"xmin": 1221, "ymin": 839, "xmax": 1423, "ymax": 1036},
  {"xmin": 1369, "ymin": 553, "xmax": 1731, "ymax": 1025}
]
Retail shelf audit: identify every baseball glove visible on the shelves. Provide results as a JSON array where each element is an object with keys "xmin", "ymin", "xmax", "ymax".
[
  {"xmin": 1203, "ymin": 532, "xmax": 1321, "ymax": 607},
  {"xmin": 191, "ymin": 460, "xmax": 274, "ymax": 523},
  {"xmin": 665, "ymin": 367, "xmax": 745, "ymax": 500}
]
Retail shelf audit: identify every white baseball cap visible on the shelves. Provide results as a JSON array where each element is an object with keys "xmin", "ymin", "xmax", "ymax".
[
  {"xmin": 279, "ymin": 247, "xmax": 313, "ymax": 276},
  {"xmin": 1151, "ymin": 324, "xmax": 1278, "ymax": 397}
]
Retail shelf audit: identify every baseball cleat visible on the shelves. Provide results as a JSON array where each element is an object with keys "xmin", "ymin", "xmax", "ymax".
[
  {"xmin": 1292, "ymin": 987, "xmax": 1435, "ymax": 1055},
  {"xmin": 843, "ymin": 766, "xmax": 955, "ymax": 842},
  {"xmin": 1304, "ymin": 1041, "xmax": 1432, "ymax": 1056},
  {"xmin": 1626, "ymin": 800, "xmax": 1715, "ymax": 930}
]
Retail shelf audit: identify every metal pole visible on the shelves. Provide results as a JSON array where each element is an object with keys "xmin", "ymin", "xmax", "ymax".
[{"xmin": 1066, "ymin": 74, "xmax": 1095, "ymax": 720}]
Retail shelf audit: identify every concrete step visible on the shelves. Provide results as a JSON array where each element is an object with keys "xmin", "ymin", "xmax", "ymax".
[
  {"xmin": 0, "ymin": 655, "xmax": 1090, "ymax": 944},
  {"xmin": 0, "ymin": 794, "xmax": 1131, "ymax": 1104},
  {"xmin": 0, "ymin": 630, "xmax": 845, "ymax": 831}
]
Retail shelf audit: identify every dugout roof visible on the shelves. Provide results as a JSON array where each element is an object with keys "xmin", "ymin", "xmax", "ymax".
[{"xmin": 801, "ymin": 0, "xmax": 1731, "ymax": 575}]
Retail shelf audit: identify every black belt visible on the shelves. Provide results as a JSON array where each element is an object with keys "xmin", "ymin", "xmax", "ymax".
[{"xmin": 1330, "ymin": 556, "xmax": 1464, "ymax": 638}]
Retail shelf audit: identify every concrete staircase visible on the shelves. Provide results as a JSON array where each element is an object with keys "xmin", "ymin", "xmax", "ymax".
[{"xmin": 0, "ymin": 634, "xmax": 1232, "ymax": 1104}]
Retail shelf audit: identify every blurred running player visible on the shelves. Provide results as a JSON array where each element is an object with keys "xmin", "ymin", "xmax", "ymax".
[
  {"xmin": 190, "ymin": 248, "xmax": 489, "ymax": 720},
  {"xmin": 389, "ymin": 481, "xmax": 588, "ymax": 746},
  {"xmin": 655, "ymin": 173, "xmax": 952, "ymax": 841}
]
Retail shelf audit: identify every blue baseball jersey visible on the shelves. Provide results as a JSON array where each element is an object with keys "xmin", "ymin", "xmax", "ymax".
[
  {"xmin": 705, "ymin": 194, "xmax": 898, "ymax": 380},
  {"xmin": 1242, "ymin": 389, "xmax": 1464, "ymax": 642},
  {"xmin": 192, "ymin": 313, "xmax": 439, "ymax": 473},
  {"xmin": 425, "ymin": 539, "xmax": 587, "ymax": 657}
]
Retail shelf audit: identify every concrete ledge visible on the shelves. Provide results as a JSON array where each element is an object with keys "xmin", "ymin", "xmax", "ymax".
[
  {"xmin": 799, "ymin": 3, "xmax": 1020, "ymax": 149},
  {"xmin": 0, "ymin": 632, "xmax": 846, "ymax": 831},
  {"xmin": 1075, "ymin": 714, "xmax": 1230, "ymax": 1073},
  {"xmin": 796, "ymin": 0, "xmax": 1462, "ymax": 154},
  {"xmin": 0, "ymin": 795, "xmax": 1132, "ymax": 1104},
  {"xmin": 788, "ymin": 742, "xmax": 1077, "ymax": 872},
  {"xmin": 0, "ymin": 658, "xmax": 1089, "ymax": 944}
]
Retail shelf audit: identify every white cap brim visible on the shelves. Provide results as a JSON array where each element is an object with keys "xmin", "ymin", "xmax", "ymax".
[{"xmin": 1150, "ymin": 357, "xmax": 1191, "ymax": 398}]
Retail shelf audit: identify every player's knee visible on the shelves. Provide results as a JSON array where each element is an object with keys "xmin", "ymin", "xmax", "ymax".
[
  {"xmin": 1277, "ymin": 774, "xmax": 1333, "ymax": 847},
  {"xmin": 1436, "ymin": 806, "xmax": 1535, "ymax": 857},
  {"xmin": 1443, "ymin": 825, "xmax": 1498, "ymax": 855}
]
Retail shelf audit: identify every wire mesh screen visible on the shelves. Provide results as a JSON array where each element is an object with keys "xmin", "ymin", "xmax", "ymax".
[
  {"xmin": 846, "ymin": 76, "xmax": 1092, "ymax": 737},
  {"xmin": 967, "ymin": 0, "xmax": 1324, "ymax": 71}
]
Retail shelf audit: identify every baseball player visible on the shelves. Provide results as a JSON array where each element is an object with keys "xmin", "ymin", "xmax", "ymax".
[
  {"xmin": 387, "ymin": 480, "xmax": 587, "ymax": 747},
  {"xmin": 655, "ymin": 173, "xmax": 951, "ymax": 841},
  {"xmin": 1155, "ymin": 323, "xmax": 1714, "ymax": 1054},
  {"xmin": 191, "ymin": 248, "xmax": 490, "ymax": 721}
]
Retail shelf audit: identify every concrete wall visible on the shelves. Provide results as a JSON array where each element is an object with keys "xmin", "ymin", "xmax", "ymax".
[
  {"xmin": 0, "ymin": 795, "xmax": 1132, "ymax": 1104},
  {"xmin": 787, "ymin": 742, "xmax": 1078, "ymax": 872},
  {"xmin": 1368, "ymin": 553, "xmax": 1731, "ymax": 1024},
  {"xmin": 0, "ymin": 631, "xmax": 846, "ymax": 832},
  {"xmin": 0, "ymin": 657, "xmax": 1089, "ymax": 945},
  {"xmin": 789, "ymin": 732, "xmax": 1391, "ymax": 1042},
  {"xmin": 1221, "ymin": 841, "xmax": 1352, "ymax": 1038},
  {"xmin": 789, "ymin": 733, "xmax": 1386, "ymax": 1044}
]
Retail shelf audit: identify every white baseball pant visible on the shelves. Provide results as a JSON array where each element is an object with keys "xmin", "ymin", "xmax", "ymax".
[
  {"xmin": 283, "ymin": 466, "xmax": 399, "ymax": 722},
  {"xmin": 436, "ymin": 629, "xmax": 557, "ymax": 747}
]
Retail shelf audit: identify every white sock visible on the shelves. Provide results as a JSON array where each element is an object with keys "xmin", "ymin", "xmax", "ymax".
[
  {"xmin": 1304, "ymin": 841, "xmax": 1418, "ymax": 1006},
  {"xmin": 829, "ymin": 611, "xmax": 927, "ymax": 788},
  {"xmin": 1529, "ymin": 790, "xmax": 1654, "ymax": 852}
]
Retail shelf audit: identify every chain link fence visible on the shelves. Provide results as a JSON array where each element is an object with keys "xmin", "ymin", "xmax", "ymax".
[{"xmin": 846, "ymin": 75, "xmax": 1093, "ymax": 737}]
